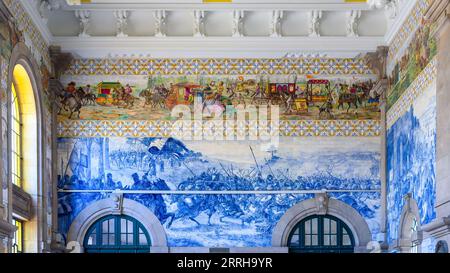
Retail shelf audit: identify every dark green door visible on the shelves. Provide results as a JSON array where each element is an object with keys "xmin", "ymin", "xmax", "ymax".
[
  {"xmin": 288, "ymin": 215, "xmax": 355, "ymax": 253},
  {"xmin": 83, "ymin": 215, "xmax": 151, "ymax": 253}
]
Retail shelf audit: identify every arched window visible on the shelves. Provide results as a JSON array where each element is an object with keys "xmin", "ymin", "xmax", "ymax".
[
  {"xmin": 83, "ymin": 215, "xmax": 151, "ymax": 253},
  {"xmin": 9, "ymin": 63, "xmax": 39, "ymax": 253},
  {"xmin": 288, "ymin": 215, "xmax": 355, "ymax": 253}
]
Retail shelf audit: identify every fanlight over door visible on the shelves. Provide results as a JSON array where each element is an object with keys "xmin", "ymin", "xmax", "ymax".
[
  {"xmin": 83, "ymin": 215, "xmax": 151, "ymax": 253},
  {"xmin": 288, "ymin": 215, "xmax": 355, "ymax": 253}
]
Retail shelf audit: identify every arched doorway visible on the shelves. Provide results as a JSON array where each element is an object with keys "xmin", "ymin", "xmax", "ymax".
[
  {"xmin": 288, "ymin": 215, "xmax": 355, "ymax": 253},
  {"xmin": 83, "ymin": 215, "xmax": 151, "ymax": 253}
]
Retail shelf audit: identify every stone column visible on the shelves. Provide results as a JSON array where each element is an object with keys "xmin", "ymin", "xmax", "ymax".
[
  {"xmin": 48, "ymin": 47, "xmax": 73, "ymax": 252},
  {"xmin": 376, "ymin": 80, "xmax": 389, "ymax": 251},
  {"xmin": 363, "ymin": 46, "xmax": 389, "ymax": 251},
  {"xmin": 422, "ymin": 0, "xmax": 450, "ymax": 250}
]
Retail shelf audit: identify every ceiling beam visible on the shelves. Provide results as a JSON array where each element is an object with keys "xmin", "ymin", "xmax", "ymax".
[{"xmin": 51, "ymin": 36, "xmax": 384, "ymax": 58}]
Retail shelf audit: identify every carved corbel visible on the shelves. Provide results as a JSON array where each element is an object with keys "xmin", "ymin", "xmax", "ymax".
[
  {"xmin": 49, "ymin": 45, "xmax": 73, "ymax": 79},
  {"xmin": 111, "ymin": 192, "xmax": 124, "ymax": 214},
  {"xmin": 314, "ymin": 192, "xmax": 329, "ymax": 215}
]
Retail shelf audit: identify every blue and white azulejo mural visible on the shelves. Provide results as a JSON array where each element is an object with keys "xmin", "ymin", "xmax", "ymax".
[
  {"xmin": 57, "ymin": 136, "xmax": 381, "ymax": 247},
  {"xmin": 386, "ymin": 82, "xmax": 437, "ymax": 244}
]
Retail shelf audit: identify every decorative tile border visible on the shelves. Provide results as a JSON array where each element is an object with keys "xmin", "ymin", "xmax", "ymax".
[
  {"xmin": 64, "ymin": 57, "xmax": 374, "ymax": 76},
  {"xmin": 57, "ymin": 119, "xmax": 381, "ymax": 138},
  {"xmin": 387, "ymin": 0, "xmax": 432, "ymax": 70},
  {"xmin": 3, "ymin": 0, "xmax": 51, "ymax": 70},
  {"xmin": 387, "ymin": 57, "xmax": 437, "ymax": 129}
]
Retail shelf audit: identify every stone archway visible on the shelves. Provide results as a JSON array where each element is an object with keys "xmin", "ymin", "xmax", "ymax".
[
  {"xmin": 6, "ymin": 42, "xmax": 46, "ymax": 253},
  {"xmin": 67, "ymin": 195, "xmax": 168, "ymax": 252},
  {"xmin": 272, "ymin": 194, "xmax": 372, "ymax": 253}
]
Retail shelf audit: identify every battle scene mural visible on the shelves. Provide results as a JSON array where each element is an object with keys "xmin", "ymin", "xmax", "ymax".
[
  {"xmin": 386, "ymin": 81, "xmax": 436, "ymax": 244},
  {"xmin": 57, "ymin": 136, "xmax": 381, "ymax": 247},
  {"xmin": 57, "ymin": 74, "xmax": 380, "ymax": 121}
]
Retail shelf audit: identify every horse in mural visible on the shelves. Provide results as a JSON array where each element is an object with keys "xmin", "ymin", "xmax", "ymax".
[
  {"xmin": 139, "ymin": 87, "xmax": 168, "ymax": 109},
  {"xmin": 57, "ymin": 89, "xmax": 83, "ymax": 119},
  {"xmin": 74, "ymin": 87, "xmax": 97, "ymax": 106},
  {"xmin": 112, "ymin": 87, "xmax": 140, "ymax": 108},
  {"xmin": 337, "ymin": 93, "xmax": 360, "ymax": 112}
]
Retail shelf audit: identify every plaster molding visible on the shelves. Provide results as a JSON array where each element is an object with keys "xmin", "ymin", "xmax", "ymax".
[
  {"xmin": 384, "ymin": 0, "xmax": 418, "ymax": 45},
  {"xmin": 52, "ymin": 36, "xmax": 384, "ymax": 59}
]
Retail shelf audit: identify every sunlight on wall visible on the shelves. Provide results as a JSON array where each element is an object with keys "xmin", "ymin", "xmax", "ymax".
[{"xmin": 12, "ymin": 64, "xmax": 38, "ymax": 253}]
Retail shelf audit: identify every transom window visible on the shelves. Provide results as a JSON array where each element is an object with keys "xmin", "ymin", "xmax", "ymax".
[
  {"xmin": 288, "ymin": 215, "xmax": 355, "ymax": 253},
  {"xmin": 83, "ymin": 215, "xmax": 151, "ymax": 253}
]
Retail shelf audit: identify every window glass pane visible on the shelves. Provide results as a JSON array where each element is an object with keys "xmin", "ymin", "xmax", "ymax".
[
  {"xmin": 102, "ymin": 220, "xmax": 108, "ymax": 231},
  {"xmin": 331, "ymin": 219, "xmax": 337, "ymax": 233},
  {"xmin": 343, "ymin": 235, "xmax": 351, "ymax": 246},
  {"xmin": 311, "ymin": 235, "xmax": 318, "ymax": 246},
  {"xmin": 12, "ymin": 219, "xmax": 23, "ymax": 253},
  {"xmin": 324, "ymin": 235, "xmax": 330, "ymax": 246},
  {"xmin": 127, "ymin": 220, "xmax": 133, "ymax": 232},
  {"xmin": 139, "ymin": 234, "xmax": 148, "ymax": 245},
  {"xmin": 102, "ymin": 234, "xmax": 109, "ymax": 245},
  {"xmin": 305, "ymin": 235, "xmax": 311, "ymax": 246},
  {"xmin": 88, "ymin": 234, "xmax": 96, "ymax": 245},
  {"xmin": 121, "ymin": 219, "xmax": 126, "ymax": 230},
  {"xmin": 127, "ymin": 234, "xmax": 133, "ymax": 245},
  {"xmin": 312, "ymin": 218, "xmax": 318, "ymax": 234},
  {"xmin": 305, "ymin": 220, "xmax": 311, "ymax": 234},
  {"xmin": 330, "ymin": 235, "xmax": 337, "ymax": 246},
  {"xmin": 121, "ymin": 234, "xmax": 127, "ymax": 245},
  {"xmin": 109, "ymin": 219, "xmax": 114, "ymax": 232},
  {"xmin": 324, "ymin": 218, "xmax": 329, "ymax": 233},
  {"xmin": 290, "ymin": 235, "xmax": 300, "ymax": 246},
  {"xmin": 109, "ymin": 233, "xmax": 115, "ymax": 244}
]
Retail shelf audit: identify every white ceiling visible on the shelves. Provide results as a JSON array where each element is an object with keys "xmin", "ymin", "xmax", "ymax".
[{"xmin": 23, "ymin": 0, "xmax": 415, "ymax": 58}]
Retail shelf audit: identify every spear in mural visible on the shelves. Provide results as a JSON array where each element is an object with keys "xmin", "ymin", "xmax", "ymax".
[
  {"xmin": 219, "ymin": 162, "xmax": 231, "ymax": 177},
  {"xmin": 249, "ymin": 145, "xmax": 261, "ymax": 176}
]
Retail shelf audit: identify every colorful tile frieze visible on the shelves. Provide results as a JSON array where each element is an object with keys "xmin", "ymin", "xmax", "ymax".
[
  {"xmin": 387, "ymin": 0, "xmax": 433, "ymax": 70},
  {"xmin": 387, "ymin": 56, "xmax": 437, "ymax": 129},
  {"xmin": 57, "ymin": 119, "xmax": 381, "ymax": 138},
  {"xmin": 3, "ymin": 0, "xmax": 51, "ymax": 70},
  {"xmin": 64, "ymin": 57, "xmax": 373, "ymax": 76}
]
